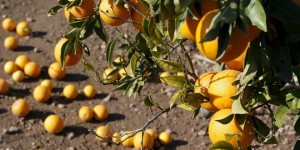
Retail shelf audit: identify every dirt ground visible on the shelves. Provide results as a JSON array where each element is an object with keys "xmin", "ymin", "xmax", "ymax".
[{"xmin": 0, "ymin": 0, "xmax": 298, "ymax": 149}]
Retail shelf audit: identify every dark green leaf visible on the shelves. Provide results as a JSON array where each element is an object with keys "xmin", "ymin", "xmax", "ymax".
[
  {"xmin": 168, "ymin": 19, "xmax": 176, "ymax": 41},
  {"xmin": 58, "ymin": 0, "xmax": 69, "ymax": 5},
  {"xmin": 48, "ymin": 5, "xmax": 63, "ymax": 16},
  {"xmin": 69, "ymin": 18, "xmax": 86, "ymax": 28},
  {"xmin": 154, "ymin": 57, "xmax": 183, "ymax": 72},
  {"xmin": 66, "ymin": 0, "xmax": 82, "ymax": 9},
  {"xmin": 294, "ymin": 139, "xmax": 300, "ymax": 150},
  {"xmin": 252, "ymin": 116, "xmax": 278, "ymax": 144},
  {"xmin": 94, "ymin": 13, "xmax": 108, "ymax": 42},
  {"xmin": 144, "ymin": 93, "xmax": 154, "ymax": 106},
  {"xmin": 244, "ymin": 0, "xmax": 267, "ymax": 32},
  {"xmin": 209, "ymin": 140, "xmax": 235, "ymax": 150},
  {"xmin": 192, "ymin": 108, "xmax": 200, "ymax": 119},
  {"xmin": 106, "ymin": 36, "xmax": 119, "ymax": 67},
  {"xmin": 216, "ymin": 114, "xmax": 234, "ymax": 124},
  {"xmin": 64, "ymin": 28, "xmax": 80, "ymax": 39},
  {"xmin": 294, "ymin": 115, "xmax": 300, "ymax": 134},
  {"xmin": 82, "ymin": 43, "xmax": 90, "ymax": 55},
  {"xmin": 160, "ymin": 75, "xmax": 187, "ymax": 88}
]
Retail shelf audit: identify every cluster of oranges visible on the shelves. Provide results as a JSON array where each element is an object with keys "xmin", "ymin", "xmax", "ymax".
[{"xmin": 2, "ymin": 18, "xmax": 31, "ymax": 50}]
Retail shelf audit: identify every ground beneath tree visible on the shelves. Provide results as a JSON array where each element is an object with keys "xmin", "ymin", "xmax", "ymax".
[{"xmin": 0, "ymin": 0, "xmax": 298, "ymax": 149}]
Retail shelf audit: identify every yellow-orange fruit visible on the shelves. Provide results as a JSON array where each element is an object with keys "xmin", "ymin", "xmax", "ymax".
[
  {"xmin": 131, "ymin": 0, "xmax": 150, "ymax": 32},
  {"xmin": 95, "ymin": 125, "xmax": 112, "ymax": 141},
  {"xmin": 48, "ymin": 62, "xmax": 67, "ymax": 80},
  {"xmin": 93, "ymin": 104, "xmax": 109, "ymax": 121},
  {"xmin": 40, "ymin": 79, "xmax": 53, "ymax": 90},
  {"xmin": 0, "ymin": 78, "xmax": 9, "ymax": 94},
  {"xmin": 15, "ymin": 55, "xmax": 31, "ymax": 70},
  {"xmin": 44, "ymin": 114, "xmax": 64, "ymax": 134},
  {"xmin": 12, "ymin": 70, "xmax": 25, "ymax": 82},
  {"xmin": 24, "ymin": 61, "xmax": 41, "ymax": 78},
  {"xmin": 78, "ymin": 106, "xmax": 94, "ymax": 122},
  {"xmin": 83, "ymin": 84, "xmax": 96, "ymax": 98},
  {"xmin": 64, "ymin": 0, "xmax": 95, "ymax": 20},
  {"xmin": 2, "ymin": 18, "xmax": 16, "ymax": 31},
  {"xmin": 4, "ymin": 61, "xmax": 18, "ymax": 74},
  {"xmin": 121, "ymin": 131, "xmax": 134, "ymax": 147},
  {"xmin": 54, "ymin": 38, "xmax": 83, "ymax": 66},
  {"xmin": 63, "ymin": 84, "xmax": 79, "ymax": 100},
  {"xmin": 103, "ymin": 68, "xmax": 118, "ymax": 82},
  {"xmin": 159, "ymin": 131, "xmax": 172, "ymax": 145},
  {"xmin": 16, "ymin": 21, "xmax": 31, "ymax": 36},
  {"xmin": 33, "ymin": 85, "xmax": 51, "ymax": 102},
  {"xmin": 11, "ymin": 98, "xmax": 30, "ymax": 117},
  {"xmin": 133, "ymin": 132, "xmax": 154, "ymax": 150},
  {"xmin": 4, "ymin": 36, "xmax": 18, "ymax": 50},
  {"xmin": 224, "ymin": 43, "xmax": 250, "ymax": 71}
]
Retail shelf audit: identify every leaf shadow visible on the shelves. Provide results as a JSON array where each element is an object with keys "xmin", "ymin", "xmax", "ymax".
[
  {"xmin": 61, "ymin": 73, "xmax": 89, "ymax": 82},
  {"xmin": 167, "ymin": 139, "xmax": 189, "ymax": 149},
  {"xmin": 24, "ymin": 110, "xmax": 54, "ymax": 120},
  {"xmin": 90, "ymin": 113, "xmax": 126, "ymax": 124},
  {"xmin": 31, "ymin": 31, "xmax": 47, "ymax": 38},
  {"xmin": 7, "ymin": 88, "xmax": 31, "ymax": 97},
  {"xmin": 17, "ymin": 45, "xmax": 34, "ymax": 51},
  {"xmin": 0, "ymin": 108, "xmax": 8, "ymax": 114},
  {"xmin": 62, "ymin": 125, "xmax": 89, "ymax": 139}
]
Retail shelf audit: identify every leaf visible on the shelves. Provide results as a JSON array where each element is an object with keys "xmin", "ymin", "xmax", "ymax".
[
  {"xmin": 66, "ymin": 0, "xmax": 82, "ymax": 9},
  {"xmin": 231, "ymin": 99, "xmax": 249, "ymax": 114},
  {"xmin": 252, "ymin": 116, "xmax": 278, "ymax": 144},
  {"xmin": 94, "ymin": 13, "xmax": 108, "ymax": 42},
  {"xmin": 64, "ymin": 28, "xmax": 80, "ymax": 39},
  {"xmin": 177, "ymin": 96, "xmax": 200, "ymax": 111},
  {"xmin": 168, "ymin": 19, "xmax": 176, "ymax": 41},
  {"xmin": 48, "ymin": 5, "xmax": 63, "ymax": 16},
  {"xmin": 144, "ymin": 93, "xmax": 154, "ymax": 106},
  {"xmin": 160, "ymin": 75, "xmax": 187, "ymax": 88},
  {"xmin": 294, "ymin": 115, "xmax": 300, "ymax": 134},
  {"xmin": 216, "ymin": 114, "xmax": 234, "ymax": 124},
  {"xmin": 209, "ymin": 140, "xmax": 235, "ymax": 150},
  {"xmin": 244, "ymin": 0, "xmax": 267, "ymax": 32},
  {"xmin": 58, "ymin": 0, "xmax": 69, "ymax": 5},
  {"xmin": 271, "ymin": 46, "xmax": 293, "ymax": 83},
  {"xmin": 169, "ymin": 89, "xmax": 186, "ymax": 108},
  {"xmin": 295, "ymin": 139, "xmax": 300, "ymax": 150},
  {"xmin": 274, "ymin": 104, "xmax": 291, "ymax": 128},
  {"xmin": 69, "ymin": 18, "xmax": 86, "ymax": 28},
  {"xmin": 106, "ymin": 36, "xmax": 119, "ymax": 67},
  {"xmin": 154, "ymin": 57, "xmax": 183, "ymax": 72},
  {"xmin": 125, "ymin": 54, "xmax": 138, "ymax": 77},
  {"xmin": 82, "ymin": 43, "xmax": 90, "ymax": 55},
  {"xmin": 60, "ymin": 38, "xmax": 75, "ymax": 68},
  {"xmin": 192, "ymin": 108, "xmax": 200, "ymax": 119}
]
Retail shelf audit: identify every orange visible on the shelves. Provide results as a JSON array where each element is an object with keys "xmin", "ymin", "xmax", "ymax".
[
  {"xmin": 24, "ymin": 61, "xmax": 41, "ymax": 78},
  {"xmin": 12, "ymin": 70, "xmax": 25, "ymax": 82},
  {"xmin": 159, "ymin": 71, "xmax": 171, "ymax": 84},
  {"xmin": 63, "ymin": 84, "xmax": 79, "ymax": 100},
  {"xmin": 103, "ymin": 68, "xmax": 119, "ymax": 82},
  {"xmin": 224, "ymin": 43, "xmax": 249, "ymax": 71},
  {"xmin": 118, "ymin": 68, "xmax": 128, "ymax": 79},
  {"xmin": 33, "ymin": 85, "xmax": 51, "ymax": 102},
  {"xmin": 208, "ymin": 69, "xmax": 240, "ymax": 110},
  {"xmin": 40, "ymin": 79, "xmax": 53, "ymax": 90},
  {"xmin": 247, "ymin": 24, "xmax": 261, "ymax": 41},
  {"xmin": 145, "ymin": 128, "xmax": 158, "ymax": 140},
  {"xmin": 4, "ymin": 61, "xmax": 18, "ymax": 74},
  {"xmin": 121, "ymin": 131, "xmax": 134, "ymax": 147},
  {"xmin": 4, "ymin": 36, "xmax": 18, "ymax": 50},
  {"xmin": 112, "ymin": 132, "xmax": 121, "ymax": 142},
  {"xmin": 293, "ymin": 0, "xmax": 300, "ymax": 6},
  {"xmin": 99, "ymin": 0, "xmax": 131, "ymax": 26},
  {"xmin": 208, "ymin": 109, "xmax": 254, "ymax": 149},
  {"xmin": 44, "ymin": 114, "xmax": 64, "ymax": 134},
  {"xmin": 133, "ymin": 131, "xmax": 154, "ymax": 150},
  {"xmin": 131, "ymin": 0, "xmax": 150, "ymax": 32},
  {"xmin": 0, "ymin": 78, "xmax": 9, "ymax": 94},
  {"xmin": 54, "ymin": 38, "xmax": 83, "ymax": 66},
  {"xmin": 194, "ymin": 71, "xmax": 218, "ymax": 112},
  {"xmin": 2, "ymin": 18, "xmax": 16, "ymax": 31},
  {"xmin": 93, "ymin": 104, "xmax": 109, "ymax": 121},
  {"xmin": 78, "ymin": 106, "xmax": 94, "ymax": 122},
  {"xmin": 64, "ymin": 0, "xmax": 95, "ymax": 20},
  {"xmin": 158, "ymin": 131, "xmax": 172, "ymax": 145},
  {"xmin": 16, "ymin": 21, "xmax": 31, "ymax": 36},
  {"xmin": 113, "ymin": 55, "xmax": 127, "ymax": 65},
  {"xmin": 95, "ymin": 125, "xmax": 112, "ymax": 141},
  {"xmin": 15, "ymin": 55, "xmax": 31, "ymax": 70},
  {"xmin": 83, "ymin": 84, "xmax": 96, "ymax": 98},
  {"xmin": 48, "ymin": 62, "xmax": 67, "ymax": 80},
  {"xmin": 195, "ymin": 10, "xmax": 250, "ymax": 62},
  {"xmin": 11, "ymin": 98, "xmax": 30, "ymax": 117}
]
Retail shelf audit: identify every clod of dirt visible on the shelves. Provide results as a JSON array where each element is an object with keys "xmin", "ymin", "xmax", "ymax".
[
  {"xmin": 6, "ymin": 126, "xmax": 20, "ymax": 134},
  {"xmin": 67, "ymin": 132, "xmax": 75, "ymax": 140}
]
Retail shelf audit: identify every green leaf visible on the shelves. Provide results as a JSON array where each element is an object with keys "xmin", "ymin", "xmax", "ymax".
[
  {"xmin": 69, "ymin": 18, "xmax": 86, "ymax": 28},
  {"xmin": 154, "ymin": 57, "xmax": 183, "ymax": 72},
  {"xmin": 106, "ymin": 36, "xmax": 119, "ymax": 67},
  {"xmin": 244, "ymin": 0, "xmax": 267, "ymax": 32},
  {"xmin": 160, "ymin": 75, "xmax": 187, "ymax": 88},
  {"xmin": 274, "ymin": 104, "xmax": 291, "ymax": 128},
  {"xmin": 192, "ymin": 108, "xmax": 200, "ymax": 119},
  {"xmin": 168, "ymin": 19, "xmax": 176, "ymax": 41},
  {"xmin": 66, "ymin": 0, "xmax": 82, "ymax": 9},
  {"xmin": 292, "ymin": 98, "xmax": 300, "ymax": 110},
  {"xmin": 58, "ymin": 0, "xmax": 69, "ymax": 5},
  {"xmin": 252, "ymin": 116, "xmax": 278, "ymax": 144},
  {"xmin": 294, "ymin": 139, "xmax": 300, "ymax": 150},
  {"xmin": 125, "ymin": 54, "xmax": 138, "ymax": 77},
  {"xmin": 294, "ymin": 115, "xmax": 300, "ymax": 134},
  {"xmin": 144, "ymin": 93, "xmax": 154, "ymax": 106},
  {"xmin": 48, "ymin": 5, "xmax": 63, "ymax": 16},
  {"xmin": 82, "ymin": 43, "xmax": 90, "ymax": 55},
  {"xmin": 60, "ymin": 38, "xmax": 75, "ymax": 68},
  {"xmin": 216, "ymin": 114, "xmax": 234, "ymax": 124},
  {"xmin": 177, "ymin": 96, "xmax": 201, "ymax": 111},
  {"xmin": 169, "ymin": 89, "xmax": 186, "ymax": 108},
  {"xmin": 94, "ymin": 13, "xmax": 108, "ymax": 42},
  {"xmin": 209, "ymin": 140, "xmax": 235, "ymax": 150},
  {"xmin": 271, "ymin": 46, "xmax": 293, "ymax": 83},
  {"xmin": 64, "ymin": 28, "xmax": 80, "ymax": 39},
  {"xmin": 231, "ymin": 99, "xmax": 249, "ymax": 114}
]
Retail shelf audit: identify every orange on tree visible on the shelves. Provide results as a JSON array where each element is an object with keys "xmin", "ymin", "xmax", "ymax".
[
  {"xmin": 131, "ymin": 0, "xmax": 150, "ymax": 32},
  {"xmin": 133, "ymin": 131, "xmax": 154, "ymax": 150},
  {"xmin": 2, "ymin": 18, "xmax": 16, "ymax": 31},
  {"xmin": 78, "ymin": 106, "xmax": 94, "ymax": 122},
  {"xmin": 121, "ymin": 131, "xmax": 134, "ymax": 147},
  {"xmin": 33, "ymin": 85, "xmax": 51, "ymax": 102},
  {"xmin": 83, "ymin": 84, "xmax": 96, "ymax": 98},
  {"xmin": 40, "ymin": 79, "xmax": 53, "ymax": 90},
  {"xmin": 194, "ymin": 71, "xmax": 218, "ymax": 112},
  {"xmin": 95, "ymin": 125, "xmax": 112, "ymax": 141},
  {"xmin": 44, "ymin": 114, "xmax": 64, "ymax": 134},
  {"xmin": 24, "ymin": 61, "xmax": 41, "ymax": 78},
  {"xmin": 103, "ymin": 68, "xmax": 119, "ymax": 82},
  {"xmin": 4, "ymin": 61, "xmax": 18, "ymax": 74},
  {"xmin": 99, "ymin": 0, "xmax": 131, "ymax": 26},
  {"xmin": 54, "ymin": 38, "xmax": 83, "ymax": 66},
  {"xmin": 208, "ymin": 109, "xmax": 254, "ymax": 149},
  {"xmin": 4, "ymin": 36, "xmax": 19, "ymax": 50},
  {"xmin": 145, "ymin": 128, "xmax": 158, "ymax": 140},
  {"xmin": 159, "ymin": 71, "xmax": 171, "ymax": 84},
  {"xmin": 112, "ymin": 132, "xmax": 121, "ymax": 142},
  {"xmin": 15, "ymin": 55, "xmax": 31, "ymax": 70},
  {"xmin": 93, "ymin": 104, "xmax": 109, "ymax": 121},
  {"xmin": 224, "ymin": 43, "xmax": 249, "ymax": 71},
  {"xmin": 0, "ymin": 78, "xmax": 9, "ymax": 94},
  {"xmin": 195, "ymin": 9, "xmax": 250, "ymax": 62},
  {"xmin": 207, "ymin": 69, "xmax": 241, "ymax": 110},
  {"xmin": 16, "ymin": 21, "xmax": 31, "ymax": 36},
  {"xmin": 48, "ymin": 62, "xmax": 67, "ymax": 80},
  {"xmin": 158, "ymin": 131, "xmax": 172, "ymax": 145},
  {"xmin": 12, "ymin": 70, "xmax": 25, "ymax": 82},
  {"xmin": 63, "ymin": 84, "xmax": 79, "ymax": 100},
  {"xmin": 64, "ymin": 0, "xmax": 95, "ymax": 20},
  {"xmin": 11, "ymin": 98, "xmax": 30, "ymax": 117}
]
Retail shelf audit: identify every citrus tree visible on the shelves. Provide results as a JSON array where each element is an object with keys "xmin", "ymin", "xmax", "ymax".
[{"xmin": 48, "ymin": 0, "xmax": 300, "ymax": 149}]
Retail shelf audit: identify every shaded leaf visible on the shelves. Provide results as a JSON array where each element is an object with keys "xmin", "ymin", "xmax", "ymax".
[
  {"xmin": 160, "ymin": 75, "xmax": 187, "ymax": 88},
  {"xmin": 82, "ymin": 43, "xmax": 90, "ymax": 55},
  {"xmin": 177, "ymin": 96, "xmax": 200, "ymax": 111},
  {"xmin": 106, "ymin": 36, "xmax": 119, "ymax": 67},
  {"xmin": 154, "ymin": 57, "xmax": 183, "ymax": 72},
  {"xmin": 48, "ymin": 5, "xmax": 63, "ymax": 16},
  {"xmin": 125, "ymin": 54, "xmax": 138, "ymax": 77},
  {"xmin": 244, "ymin": 0, "xmax": 267, "ymax": 32},
  {"xmin": 58, "ymin": 0, "xmax": 69, "ymax": 5},
  {"xmin": 294, "ymin": 115, "xmax": 300, "ymax": 134},
  {"xmin": 209, "ymin": 140, "xmax": 235, "ymax": 150},
  {"xmin": 295, "ymin": 139, "xmax": 300, "ymax": 150},
  {"xmin": 252, "ymin": 116, "xmax": 278, "ymax": 144},
  {"xmin": 144, "ymin": 93, "xmax": 154, "ymax": 106},
  {"xmin": 232, "ymin": 99, "xmax": 249, "ymax": 114},
  {"xmin": 169, "ymin": 89, "xmax": 186, "ymax": 108},
  {"xmin": 216, "ymin": 114, "xmax": 234, "ymax": 124},
  {"xmin": 94, "ymin": 13, "xmax": 108, "ymax": 42},
  {"xmin": 274, "ymin": 104, "xmax": 291, "ymax": 128},
  {"xmin": 168, "ymin": 19, "xmax": 176, "ymax": 41}
]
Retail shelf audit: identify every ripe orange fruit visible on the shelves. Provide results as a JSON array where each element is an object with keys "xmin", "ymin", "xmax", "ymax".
[
  {"xmin": 11, "ymin": 98, "xmax": 30, "ymax": 117},
  {"xmin": 195, "ymin": 10, "xmax": 250, "ymax": 62},
  {"xmin": 95, "ymin": 125, "xmax": 112, "ymax": 141},
  {"xmin": 118, "ymin": 68, "xmax": 128, "ymax": 79},
  {"xmin": 224, "ymin": 43, "xmax": 249, "ymax": 71},
  {"xmin": 133, "ymin": 131, "xmax": 154, "ymax": 150},
  {"xmin": 48, "ymin": 62, "xmax": 67, "ymax": 80},
  {"xmin": 63, "ymin": 84, "xmax": 79, "ymax": 100},
  {"xmin": 44, "ymin": 114, "xmax": 64, "ymax": 134},
  {"xmin": 4, "ymin": 36, "xmax": 18, "ymax": 50},
  {"xmin": 145, "ymin": 128, "xmax": 158, "ymax": 140},
  {"xmin": 293, "ymin": 0, "xmax": 300, "ymax": 6},
  {"xmin": 247, "ymin": 24, "xmax": 262, "ymax": 41},
  {"xmin": 99, "ymin": 0, "xmax": 131, "ymax": 26},
  {"xmin": 93, "ymin": 104, "xmax": 109, "ymax": 121},
  {"xmin": 24, "ymin": 61, "xmax": 41, "ymax": 78},
  {"xmin": 208, "ymin": 109, "xmax": 254, "ymax": 149},
  {"xmin": 78, "ymin": 106, "xmax": 94, "ymax": 122},
  {"xmin": 0, "ymin": 78, "xmax": 9, "ymax": 94},
  {"xmin": 113, "ymin": 56, "xmax": 127, "ymax": 65},
  {"xmin": 103, "ymin": 68, "xmax": 118, "ymax": 82},
  {"xmin": 4, "ymin": 61, "xmax": 18, "ymax": 74},
  {"xmin": 208, "ymin": 69, "xmax": 240, "ymax": 110},
  {"xmin": 64, "ymin": 0, "xmax": 95, "ymax": 20},
  {"xmin": 40, "ymin": 79, "xmax": 53, "ymax": 90},
  {"xmin": 131, "ymin": 0, "xmax": 150, "ymax": 32},
  {"xmin": 15, "ymin": 55, "xmax": 31, "ymax": 70},
  {"xmin": 83, "ymin": 84, "xmax": 96, "ymax": 98},
  {"xmin": 16, "ymin": 21, "xmax": 31, "ymax": 36},
  {"xmin": 112, "ymin": 132, "xmax": 121, "ymax": 142},
  {"xmin": 33, "ymin": 85, "xmax": 51, "ymax": 102},
  {"xmin": 2, "ymin": 18, "xmax": 16, "ymax": 31},
  {"xmin": 195, "ymin": 71, "xmax": 218, "ymax": 112},
  {"xmin": 12, "ymin": 70, "xmax": 25, "ymax": 82},
  {"xmin": 121, "ymin": 131, "xmax": 134, "ymax": 147},
  {"xmin": 158, "ymin": 131, "xmax": 172, "ymax": 145},
  {"xmin": 159, "ymin": 71, "xmax": 171, "ymax": 83},
  {"xmin": 54, "ymin": 38, "xmax": 83, "ymax": 66}
]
